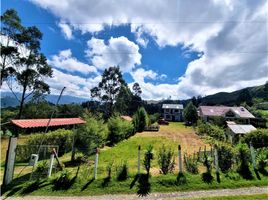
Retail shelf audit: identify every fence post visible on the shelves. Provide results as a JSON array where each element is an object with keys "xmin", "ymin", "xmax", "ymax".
[
  {"xmin": 3, "ymin": 137, "xmax": 17, "ymax": 185},
  {"xmin": 198, "ymin": 147, "xmax": 201, "ymax": 161},
  {"xmin": 47, "ymin": 153, "xmax": 55, "ymax": 178},
  {"xmin": 249, "ymin": 142, "xmax": 256, "ymax": 169},
  {"xmin": 214, "ymin": 145, "xmax": 219, "ymax": 173},
  {"xmin": 138, "ymin": 145, "xmax": 141, "ymax": 175},
  {"xmin": 94, "ymin": 148, "xmax": 99, "ymax": 180},
  {"xmin": 178, "ymin": 145, "xmax": 183, "ymax": 173}
]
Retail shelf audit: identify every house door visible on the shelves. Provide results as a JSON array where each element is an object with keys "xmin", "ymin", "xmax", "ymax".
[{"xmin": 172, "ymin": 115, "xmax": 175, "ymax": 121}]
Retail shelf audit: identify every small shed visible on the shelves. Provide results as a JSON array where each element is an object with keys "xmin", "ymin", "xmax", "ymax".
[{"xmin": 227, "ymin": 123, "xmax": 256, "ymax": 143}]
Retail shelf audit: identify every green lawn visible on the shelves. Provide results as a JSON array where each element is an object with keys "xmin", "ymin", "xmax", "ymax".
[{"xmin": 2, "ymin": 171, "xmax": 268, "ymax": 197}]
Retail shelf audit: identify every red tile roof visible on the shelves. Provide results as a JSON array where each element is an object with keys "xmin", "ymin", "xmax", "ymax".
[
  {"xmin": 11, "ymin": 118, "xmax": 86, "ymax": 128},
  {"xmin": 199, "ymin": 106, "xmax": 255, "ymax": 118}
]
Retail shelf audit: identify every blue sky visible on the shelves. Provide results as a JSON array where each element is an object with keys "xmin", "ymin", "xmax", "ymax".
[{"xmin": 1, "ymin": 0, "xmax": 267, "ymax": 100}]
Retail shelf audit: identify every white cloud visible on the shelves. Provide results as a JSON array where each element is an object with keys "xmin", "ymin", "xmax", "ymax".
[
  {"xmin": 29, "ymin": 0, "xmax": 268, "ymax": 99},
  {"xmin": 58, "ymin": 21, "xmax": 73, "ymax": 39},
  {"xmin": 49, "ymin": 49, "xmax": 97, "ymax": 75},
  {"xmin": 45, "ymin": 68, "xmax": 101, "ymax": 98},
  {"xmin": 86, "ymin": 36, "xmax": 141, "ymax": 73}
]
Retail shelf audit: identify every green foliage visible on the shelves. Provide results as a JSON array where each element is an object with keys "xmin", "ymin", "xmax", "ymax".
[
  {"xmin": 26, "ymin": 129, "xmax": 73, "ymax": 157},
  {"xmin": 243, "ymin": 129, "xmax": 268, "ymax": 148},
  {"xmin": 76, "ymin": 114, "xmax": 108, "ymax": 156},
  {"xmin": 201, "ymin": 153, "xmax": 214, "ymax": 184},
  {"xmin": 208, "ymin": 116, "xmax": 226, "ymax": 127},
  {"xmin": 133, "ymin": 107, "xmax": 149, "ymax": 132},
  {"xmin": 157, "ymin": 145, "xmax": 175, "ymax": 175},
  {"xmin": 116, "ymin": 162, "xmax": 128, "ymax": 181},
  {"xmin": 217, "ymin": 144, "xmax": 236, "ymax": 173},
  {"xmin": 236, "ymin": 143, "xmax": 253, "ymax": 179},
  {"xmin": 184, "ymin": 153, "xmax": 199, "ymax": 174},
  {"xmin": 1, "ymin": 9, "xmax": 53, "ymax": 119},
  {"xmin": 90, "ymin": 66, "xmax": 126, "ymax": 117},
  {"xmin": 183, "ymin": 102, "xmax": 198, "ymax": 124},
  {"xmin": 256, "ymin": 148, "xmax": 268, "ymax": 172},
  {"xmin": 114, "ymin": 85, "xmax": 132, "ymax": 115},
  {"xmin": 176, "ymin": 172, "xmax": 187, "ymax": 185},
  {"xmin": 144, "ymin": 145, "xmax": 154, "ymax": 174},
  {"xmin": 52, "ymin": 170, "xmax": 72, "ymax": 190},
  {"xmin": 149, "ymin": 113, "xmax": 160, "ymax": 125},
  {"xmin": 107, "ymin": 116, "xmax": 134, "ymax": 145},
  {"xmin": 197, "ymin": 121, "xmax": 225, "ymax": 141}
]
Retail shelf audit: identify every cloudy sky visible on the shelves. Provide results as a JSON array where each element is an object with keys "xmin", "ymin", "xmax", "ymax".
[{"xmin": 1, "ymin": 0, "xmax": 268, "ymax": 100}]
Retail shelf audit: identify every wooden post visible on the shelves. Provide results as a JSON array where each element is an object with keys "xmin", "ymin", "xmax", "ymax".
[
  {"xmin": 198, "ymin": 147, "xmax": 201, "ymax": 161},
  {"xmin": 249, "ymin": 142, "xmax": 256, "ymax": 169},
  {"xmin": 138, "ymin": 145, "xmax": 141, "ymax": 175},
  {"xmin": 94, "ymin": 148, "xmax": 99, "ymax": 179},
  {"xmin": 47, "ymin": 153, "xmax": 55, "ymax": 178},
  {"xmin": 3, "ymin": 137, "xmax": 17, "ymax": 185},
  {"xmin": 178, "ymin": 145, "xmax": 183, "ymax": 173},
  {"xmin": 214, "ymin": 145, "xmax": 219, "ymax": 173}
]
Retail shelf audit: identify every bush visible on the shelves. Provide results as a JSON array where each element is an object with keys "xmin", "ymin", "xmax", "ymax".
[
  {"xmin": 201, "ymin": 153, "xmax": 214, "ymax": 184},
  {"xmin": 184, "ymin": 153, "xmax": 199, "ymax": 174},
  {"xmin": 133, "ymin": 107, "xmax": 149, "ymax": 132},
  {"xmin": 116, "ymin": 162, "xmax": 128, "ymax": 181},
  {"xmin": 236, "ymin": 143, "xmax": 254, "ymax": 179},
  {"xmin": 218, "ymin": 144, "xmax": 236, "ymax": 173},
  {"xmin": 149, "ymin": 113, "xmax": 160, "ymax": 125},
  {"xmin": 22, "ymin": 129, "xmax": 73, "ymax": 160},
  {"xmin": 256, "ymin": 147, "xmax": 268, "ymax": 172},
  {"xmin": 197, "ymin": 121, "xmax": 225, "ymax": 141},
  {"xmin": 144, "ymin": 145, "xmax": 154, "ymax": 174},
  {"xmin": 158, "ymin": 145, "xmax": 175, "ymax": 175},
  {"xmin": 52, "ymin": 170, "xmax": 72, "ymax": 190},
  {"xmin": 243, "ymin": 129, "xmax": 268, "ymax": 148},
  {"xmin": 107, "ymin": 116, "xmax": 134, "ymax": 145},
  {"xmin": 76, "ymin": 114, "xmax": 108, "ymax": 155}
]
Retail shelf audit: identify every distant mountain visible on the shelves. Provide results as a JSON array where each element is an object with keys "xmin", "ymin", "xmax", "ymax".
[
  {"xmin": 200, "ymin": 83, "xmax": 268, "ymax": 106},
  {"xmin": 1, "ymin": 92, "xmax": 89, "ymax": 108}
]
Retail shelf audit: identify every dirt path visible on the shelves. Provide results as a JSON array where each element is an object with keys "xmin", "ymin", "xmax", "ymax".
[
  {"xmin": 137, "ymin": 123, "xmax": 207, "ymax": 154},
  {"xmin": 3, "ymin": 186, "xmax": 268, "ymax": 200}
]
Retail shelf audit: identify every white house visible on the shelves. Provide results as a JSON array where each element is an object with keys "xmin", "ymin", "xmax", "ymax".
[{"xmin": 162, "ymin": 104, "xmax": 183, "ymax": 121}]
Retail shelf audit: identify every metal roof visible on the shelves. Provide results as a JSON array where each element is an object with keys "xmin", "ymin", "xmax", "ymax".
[
  {"xmin": 227, "ymin": 124, "xmax": 256, "ymax": 134},
  {"xmin": 162, "ymin": 104, "xmax": 183, "ymax": 109},
  {"xmin": 199, "ymin": 106, "xmax": 255, "ymax": 118},
  {"xmin": 11, "ymin": 118, "xmax": 86, "ymax": 128}
]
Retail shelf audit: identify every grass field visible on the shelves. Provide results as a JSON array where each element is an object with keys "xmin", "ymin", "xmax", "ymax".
[{"xmin": 1, "ymin": 123, "xmax": 268, "ymax": 197}]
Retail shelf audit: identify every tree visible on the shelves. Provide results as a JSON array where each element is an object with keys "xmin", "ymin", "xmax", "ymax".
[
  {"xmin": 183, "ymin": 102, "xmax": 198, "ymax": 124},
  {"xmin": 0, "ymin": 9, "xmax": 22, "ymax": 86},
  {"xmin": 90, "ymin": 66, "xmax": 126, "ymax": 117},
  {"xmin": 236, "ymin": 89, "xmax": 252, "ymax": 106},
  {"xmin": 132, "ymin": 82, "xmax": 142, "ymax": 96},
  {"xmin": 1, "ymin": 9, "xmax": 53, "ymax": 119},
  {"xmin": 191, "ymin": 96, "xmax": 197, "ymax": 107},
  {"xmin": 133, "ymin": 107, "xmax": 149, "ymax": 132},
  {"xmin": 114, "ymin": 84, "xmax": 132, "ymax": 115}
]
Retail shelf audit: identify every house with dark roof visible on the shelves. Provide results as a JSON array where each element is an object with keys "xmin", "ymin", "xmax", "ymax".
[
  {"xmin": 162, "ymin": 104, "xmax": 183, "ymax": 121},
  {"xmin": 198, "ymin": 106, "xmax": 255, "ymax": 124}
]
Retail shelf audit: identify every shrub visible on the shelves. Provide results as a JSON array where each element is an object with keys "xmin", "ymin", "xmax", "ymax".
[
  {"xmin": 19, "ymin": 129, "xmax": 73, "ymax": 161},
  {"xmin": 236, "ymin": 143, "xmax": 254, "ymax": 179},
  {"xmin": 256, "ymin": 147, "xmax": 268, "ymax": 172},
  {"xmin": 116, "ymin": 162, "xmax": 128, "ymax": 181},
  {"xmin": 176, "ymin": 172, "xmax": 187, "ymax": 185},
  {"xmin": 197, "ymin": 121, "xmax": 225, "ymax": 141},
  {"xmin": 144, "ymin": 145, "xmax": 154, "ymax": 174},
  {"xmin": 218, "ymin": 144, "xmax": 236, "ymax": 173},
  {"xmin": 52, "ymin": 170, "xmax": 72, "ymax": 190},
  {"xmin": 107, "ymin": 116, "xmax": 134, "ymax": 145},
  {"xmin": 76, "ymin": 114, "xmax": 108, "ymax": 155},
  {"xmin": 243, "ymin": 129, "xmax": 268, "ymax": 148},
  {"xmin": 133, "ymin": 107, "xmax": 149, "ymax": 132},
  {"xmin": 158, "ymin": 145, "xmax": 175, "ymax": 175},
  {"xmin": 184, "ymin": 153, "xmax": 199, "ymax": 174},
  {"xmin": 208, "ymin": 116, "xmax": 226, "ymax": 127},
  {"xmin": 201, "ymin": 153, "xmax": 214, "ymax": 184},
  {"xmin": 149, "ymin": 113, "xmax": 160, "ymax": 125}
]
